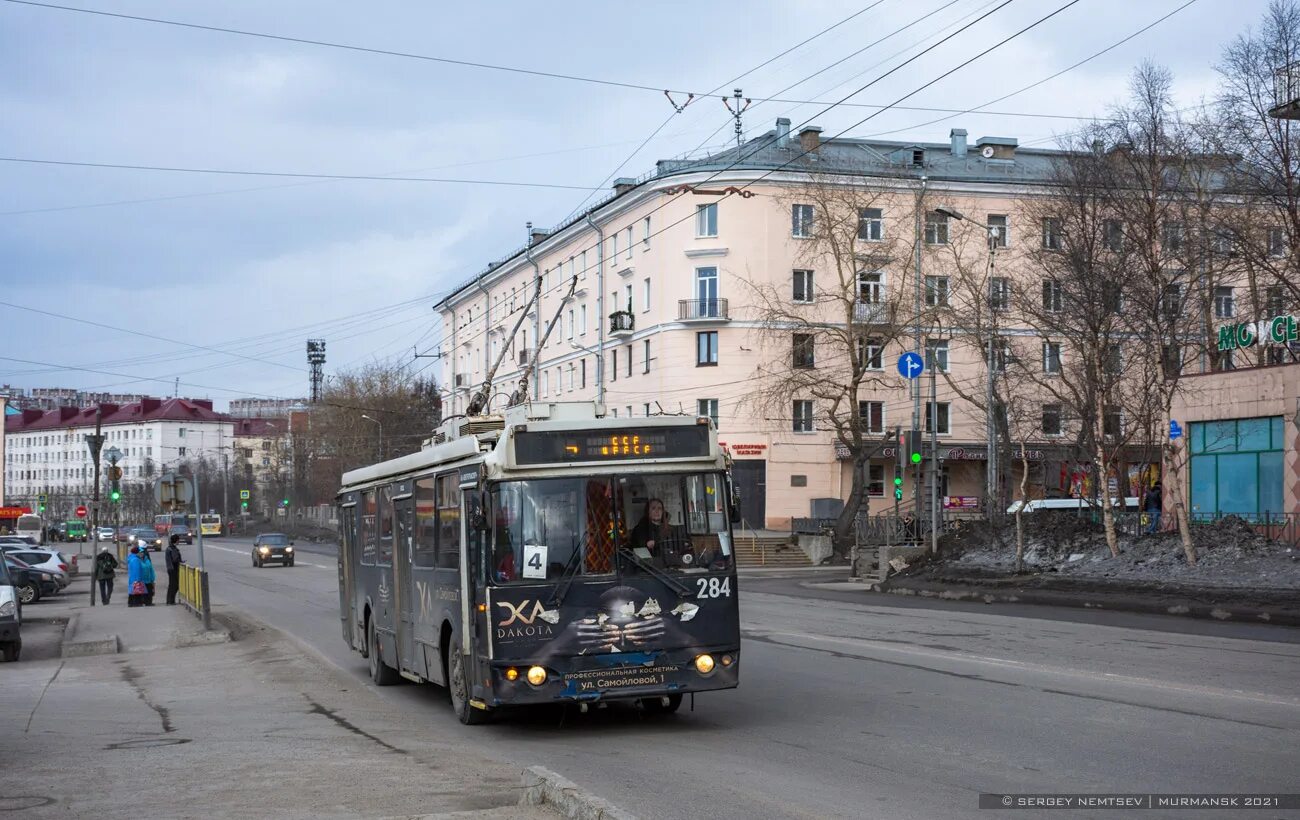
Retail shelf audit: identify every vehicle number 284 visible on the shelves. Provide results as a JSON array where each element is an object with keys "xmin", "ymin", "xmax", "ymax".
[{"xmin": 695, "ymin": 577, "xmax": 732, "ymax": 598}]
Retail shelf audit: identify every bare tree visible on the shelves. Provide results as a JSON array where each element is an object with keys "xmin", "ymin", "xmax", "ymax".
[{"xmin": 744, "ymin": 172, "xmax": 922, "ymax": 556}]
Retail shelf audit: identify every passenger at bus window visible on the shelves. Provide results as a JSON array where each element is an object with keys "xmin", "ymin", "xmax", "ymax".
[
  {"xmin": 628, "ymin": 499, "xmax": 691, "ymax": 567},
  {"xmin": 493, "ymin": 506, "xmax": 517, "ymax": 582}
]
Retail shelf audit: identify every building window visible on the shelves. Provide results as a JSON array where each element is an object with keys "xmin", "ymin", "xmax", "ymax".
[
  {"xmin": 567, "ymin": 309, "xmax": 575, "ymax": 339},
  {"xmin": 642, "ymin": 339, "xmax": 651, "ymax": 374},
  {"xmin": 1102, "ymin": 281, "xmax": 1124, "ymax": 314},
  {"xmin": 624, "ymin": 283, "xmax": 633, "ymax": 313},
  {"xmin": 1162, "ymin": 344, "xmax": 1183, "ymax": 378},
  {"xmin": 625, "ymin": 345, "xmax": 632, "ymax": 377},
  {"xmin": 1042, "ymin": 404, "xmax": 1062, "ymax": 436},
  {"xmin": 695, "ymin": 266, "xmax": 719, "ymax": 314},
  {"xmin": 1103, "ymin": 219, "xmax": 1123, "ymax": 251},
  {"xmin": 925, "ymin": 275, "xmax": 950, "ymax": 307},
  {"xmin": 857, "ymin": 337, "xmax": 883, "ymax": 370},
  {"xmin": 566, "ymin": 363, "xmax": 575, "ymax": 390},
  {"xmin": 987, "ymin": 214, "xmax": 1008, "ymax": 248},
  {"xmin": 792, "ymin": 204, "xmax": 814, "ymax": 238},
  {"xmin": 178, "ymin": 446, "xmax": 186, "ymax": 456},
  {"xmin": 924, "ymin": 211, "xmax": 949, "ymax": 245},
  {"xmin": 579, "ymin": 304, "xmax": 587, "ymax": 335},
  {"xmin": 1042, "ymin": 279, "xmax": 1063, "ymax": 312},
  {"xmin": 1266, "ymin": 286, "xmax": 1287, "ymax": 316},
  {"xmin": 695, "ymin": 203, "xmax": 718, "ymax": 237},
  {"xmin": 643, "ymin": 403, "xmax": 652, "ymax": 417},
  {"xmin": 792, "ymin": 400, "xmax": 814, "ymax": 433},
  {"xmin": 625, "ymin": 226, "xmax": 633, "ymax": 259},
  {"xmin": 790, "ymin": 475, "xmax": 808, "ymax": 488},
  {"xmin": 178, "ymin": 428, "xmax": 186, "ymax": 438},
  {"xmin": 1189, "ymin": 417, "xmax": 1285, "ymax": 517},
  {"xmin": 542, "ymin": 371, "xmax": 550, "ymax": 395},
  {"xmin": 866, "ymin": 464, "xmax": 885, "ymax": 497},
  {"xmin": 988, "ymin": 277, "xmax": 1010, "ymax": 311},
  {"xmin": 1162, "ymin": 283, "xmax": 1182, "ymax": 319},
  {"xmin": 857, "ymin": 270, "xmax": 883, "ymax": 303},
  {"xmin": 642, "ymin": 278, "xmax": 651, "ymax": 313},
  {"xmin": 1103, "ymin": 407, "xmax": 1123, "ymax": 438},
  {"xmin": 611, "ymin": 231, "xmax": 618, "ymax": 262},
  {"xmin": 1268, "ymin": 227, "xmax": 1286, "ymax": 257},
  {"xmin": 580, "ymin": 358, "xmax": 587, "ymax": 389},
  {"xmin": 858, "ymin": 208, "xmax": 883, "ymax": 241},
  {"xmin": 1104, "ymin": 344, "xmax": 1123, "ymax": 376},
  {"xmin": 1214, "ymin": 286, "xmax": 1235, "ymax": 319},
  {"xmin": 1042, "ymin": 341, "xmax": 1061, "ymax": 374},
  {"xmin": 609, "ymin": 350, "xmax": 617, "ymax": 382},
  {"xmin": 987, "ymin": 339, "xmax": 1010, "ymax": 372},
  {"xmin": 925, "ymin": 339, "xmax": 949, "ymax": 373},
  {"xmin": 697, "ymin": 331, "xmax": 718, "ymax": 366},
  {"xmin": 1042, "ymin": 217, "xmax": 1062, "ymax": 250},
  {"xmin": 643, "ymin": 216, "xmax": 651, "ymax": 246},
  {"xmin": 697, "ymin": 399, "xmax": 719, "ymax": 429},
  {"xmin": 792, "ymin": 269, "xmax": 814, "ymax": 303},
  {"xmin": 924, "ymin": 402, "xmax": 951, "ymax": 435},
  {"xmin": 793, "ymin": 334, "xmax": 816, "ymax": 369},
  {"xmin": 1162, "ymin": 221, "xmax": 1184, "ymax": 252},
  {"xmin": 858, "ymin": 400, "xmax": 884, "ymax": 434}
]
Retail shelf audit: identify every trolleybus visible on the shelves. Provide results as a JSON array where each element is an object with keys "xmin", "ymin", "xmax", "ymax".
[
  {"xmin": 337, "ymin": 401, "xmax": 741, "ymax": 724},
  {"xmin": 199, "ymin": 514, "xmax": 222, "ymax": 537}
]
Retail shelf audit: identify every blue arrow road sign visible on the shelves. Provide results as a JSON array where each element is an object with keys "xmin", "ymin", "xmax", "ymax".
[
  {"xmin": 897, "ymin": 352, "xmax": 925, "ymax": 379},
  {"xmin": 1169, "ymin": 420, "xmax": 1183, "ymax": 440}
]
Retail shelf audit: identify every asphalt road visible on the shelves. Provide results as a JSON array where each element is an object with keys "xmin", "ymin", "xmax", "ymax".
[{"xmin": 194, "ymin": 537, "xmax": 1300, "ymax": 820}]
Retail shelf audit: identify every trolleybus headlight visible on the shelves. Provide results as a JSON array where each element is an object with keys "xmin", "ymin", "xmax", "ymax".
[
  {"xmin": 720, "ymin": 654, "xmax": 734, "ymax": 667},
  {"xmin": 526, "ymin": 666, "xmax": 547, "ymax": 686},
  {"xmin": 505, "ymin": 667, "xmax": 519, "ymax": 682},
  {"xmin": 694, "ymin": 654, "xmax": 716, "ymax": 675}
]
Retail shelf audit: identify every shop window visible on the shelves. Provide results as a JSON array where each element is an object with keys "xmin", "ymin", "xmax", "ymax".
[
  {"xmin": 1188, "ymin": 417, "xmax": 1285, "ymax": 517},
  {"xmin": 866, "ymin": 464, "xmax": 885, "ymax": 497},
  {"xmin": 790, "ymin": 475, "xmax": 808, "ymax": 487}
]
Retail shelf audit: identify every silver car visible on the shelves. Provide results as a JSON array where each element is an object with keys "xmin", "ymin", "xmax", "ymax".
[{"xmin": 2, "ymin": 548, "xmax": 70, "ymax": 589}]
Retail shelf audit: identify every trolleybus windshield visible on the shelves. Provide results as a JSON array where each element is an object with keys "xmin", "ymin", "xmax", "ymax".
[{"xmin": 488, "ymin": 471, "xmax": 732, "ymax": 584}]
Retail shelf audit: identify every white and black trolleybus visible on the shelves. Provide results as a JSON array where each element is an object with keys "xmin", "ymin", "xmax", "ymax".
[{"xmin": 336, "ymin": 401, "xmax": 741, "ymax": 723}]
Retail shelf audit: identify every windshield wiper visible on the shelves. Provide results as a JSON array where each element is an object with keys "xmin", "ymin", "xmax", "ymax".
[
  {"xmin": 616, "ymin": 547, "xmax": 693, "ymax": 597},
  {"xmin": 546, "ymin": 546, "xmax": 584, "ymax": 608}
]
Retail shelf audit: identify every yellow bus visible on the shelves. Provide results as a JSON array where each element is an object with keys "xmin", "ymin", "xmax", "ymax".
[{"xmin": 199, "ymin": 514, "xmax": 222, "ymax": 537}]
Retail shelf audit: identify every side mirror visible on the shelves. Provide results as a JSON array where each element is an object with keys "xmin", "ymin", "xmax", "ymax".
[{"xmin": 471, "ymin": 490, "xmax": 491, "ymax": 532}]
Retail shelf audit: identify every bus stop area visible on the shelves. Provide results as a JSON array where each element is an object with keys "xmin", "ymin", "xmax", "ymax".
[{"xmin": 2, "ymin": 575, "xmax": 562, "ymax": 820}]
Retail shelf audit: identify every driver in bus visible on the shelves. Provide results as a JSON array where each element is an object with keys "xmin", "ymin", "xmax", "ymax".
[{"xmin": 628, "ymin": 498, "xmax": 692, "ymax": 568}]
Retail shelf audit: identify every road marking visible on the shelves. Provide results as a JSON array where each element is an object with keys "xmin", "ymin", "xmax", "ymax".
[
  {"xmin": 202, "ymin": 543, "xmax": 331, "ymax": 569},
  {"xmin": 751, "ymin": 629, "xmax": 1300, "ymax": 709}
]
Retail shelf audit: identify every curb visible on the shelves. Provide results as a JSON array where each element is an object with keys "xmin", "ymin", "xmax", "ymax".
[
  {"xmin": 877, "ymin": 580, "xmax": 1300, "ymax": 626},
  {"xmin": 60, "ymin": 613, "xmax": 121, "ymax": 658},
  {"xmin": 520, "ymin": 765, "xmax": 639, "ymax": 820}
]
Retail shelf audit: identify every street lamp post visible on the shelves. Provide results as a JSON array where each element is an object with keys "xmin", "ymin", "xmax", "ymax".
[{"xmin": 361, "ymin": 415, "xmax": 384, "ymax": 461}]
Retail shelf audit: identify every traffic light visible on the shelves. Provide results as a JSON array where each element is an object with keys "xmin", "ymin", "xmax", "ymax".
[
  {"xmin": 241, "ymin": 500, "xmax": 249, "ymax": 510},
  {"xmin": 904, "ymin": 430, "xmax": 923, "ymax": 467},
  {"xmin": 38, "ymin": 502, "xmax": 46, "ymax": 513},
  {"xmin": 282, "ymin": 498, "xmax": 290, "ymax": 507},
  {"xmin": 110, "ymin": 481, "xmax": 121, "ymax": 503},
  {"xmin": 893, "ymin": 466, "xmax": 904, "ymax": 501}
]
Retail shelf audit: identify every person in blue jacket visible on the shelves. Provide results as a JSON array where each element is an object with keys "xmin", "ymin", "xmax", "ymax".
[
  {"xmin": 126, "ymin": 546, "xmax": 145, "ymax": 608},
  {"xmin": 139, "ymin": 546, "xmax": 157, "ymax": 606}
]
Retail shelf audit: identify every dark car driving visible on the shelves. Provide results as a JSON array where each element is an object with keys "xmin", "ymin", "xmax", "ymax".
[
  {"xmin": 128, "ymin": 527, "xmax": 163, "ymax": 551},
  {"xmin": 169, "ymin": 525, "xmax": 195, "ymax": 545},
  {"xmin": 251, "ymin": 533, "xmax": 295, "ymax": 568}
]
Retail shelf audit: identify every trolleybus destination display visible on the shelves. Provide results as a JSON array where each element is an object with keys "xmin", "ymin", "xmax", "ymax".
[{"xmin": 513, "ymin": 425, "xmax": 710, "ymax": 464}]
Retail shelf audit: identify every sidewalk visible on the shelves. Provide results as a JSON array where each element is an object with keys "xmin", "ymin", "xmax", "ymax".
[{"xmin": 4, "ymin": 585, "xmax": 560, "ymax": 819}]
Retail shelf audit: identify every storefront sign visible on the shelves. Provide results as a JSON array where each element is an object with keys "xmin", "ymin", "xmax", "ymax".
[
  {"xmin": 0, "ymin": 506, "xmax": 28, "ymax": 518},
  {"xmin": 721, "ymin": 442, "xmax": 767, "ymax": 456},
  {"xmin": 943, "ymin": 496, "xmax": 980, "ymax": 510},
  {"xmin": 1217, "ymin": 313, "xmax": 1299, "ymax": 352},
  {"xmin": 834, "ymin": 444, "xmax": 899, "ymax": 460}
]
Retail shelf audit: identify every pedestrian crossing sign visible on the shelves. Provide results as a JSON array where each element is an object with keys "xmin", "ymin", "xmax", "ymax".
[{"xmin": 239, "ymin": 490, "xmax": 250, "ymax": 500}]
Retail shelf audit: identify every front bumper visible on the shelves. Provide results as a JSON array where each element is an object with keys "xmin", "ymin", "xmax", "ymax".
[
  {"xmin": 257, "ymin": 549, "xmax": 293, "ymax": 562},
  {"xmin": 0, "ymin": 619, "xmax": 20, "ymax": 642},
  {"xmin": 486, "ymin": 650, "xmax": 740, "ymax": 707}
]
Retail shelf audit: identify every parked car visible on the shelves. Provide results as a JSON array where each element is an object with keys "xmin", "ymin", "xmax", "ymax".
[
  {"xmin": 0, "ymin": 558, "xmax": 20, "ymax": 661},
  {"xmin": 2, "ymin": 548, "xmax": 70, "ymax": 588},
  {"xmin": 252, "ymin": 533, "xmax": 295, "ymax": 568},
  {"xmin": 1006, "ymin": 497, "xmax": 1140, "ymax": 514},
  {"xmin": 169, "ymin": 525, "xmax": 194, "ymax": 545},
  {"xmin": 4, "ymin": 556, "xmax": 55, "ymax": 603},
  {"xmin": 0, "ymin": 535, "xmax": 40, "ymax": 547}
]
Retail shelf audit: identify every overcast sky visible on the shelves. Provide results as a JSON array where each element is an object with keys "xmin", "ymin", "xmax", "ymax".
[{"xmin": 0, "ymin": 0, "xmax": 1259, "ymax": 409}]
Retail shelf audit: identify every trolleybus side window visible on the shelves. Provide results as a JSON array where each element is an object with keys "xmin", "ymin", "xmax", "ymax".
[
  {"xmin": 436, "ymin": 473, "xmax": 460, "ymax": 569},
  {"xmin": 360, "ymin": 490, "xmax": 377, "ymax": 565},
  {"xmin": 377, "ymin": 485, "xmax": 394, "ymax": 566},
  {"xmin": 413, "ymin": 477, "xmax": 438, "ymax": 568}
]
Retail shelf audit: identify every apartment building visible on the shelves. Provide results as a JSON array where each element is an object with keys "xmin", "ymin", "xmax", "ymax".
[
  {"xmin": 436, "ymin": 120, "xmax": 1278, "ymax": 527},
  {"xmin": 232, "ymin": 417, "xmax": 290, "ymax": 512},
  {"xmin": 3, "ymin": 398, "xmax": 234, "ymax": 516}
]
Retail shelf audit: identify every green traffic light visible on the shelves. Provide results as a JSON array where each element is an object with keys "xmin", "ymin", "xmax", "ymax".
[
  {"xmin": 894, "ymin": 488, "xmax": 904, "ymax": 500},
  {"xmin": 910, "ymin": 452, "xmax": 922, "ymax": 464},
  {"xmin": 110, "ymin": 490, "xmax": 121, "ymax": 502},
  {"xmin": 893, "ymin": 476, "xmax": 903, "ymax": 486}
]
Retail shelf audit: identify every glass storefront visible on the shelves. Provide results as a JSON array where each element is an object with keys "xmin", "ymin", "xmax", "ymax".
[{"xmin": 1189, "ymin": 416, "xmax": 1285, "ymax": 518}]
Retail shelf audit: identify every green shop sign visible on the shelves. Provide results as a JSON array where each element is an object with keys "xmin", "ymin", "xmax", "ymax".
[{"xmin": 1216, "ymin": 314, "xmax": 1299, "ymax": 351}]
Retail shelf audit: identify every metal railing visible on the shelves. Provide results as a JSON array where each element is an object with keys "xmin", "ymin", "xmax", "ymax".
[
  {"xmin": 178, "ymin": 564, "xmax": 211, "ymax": 630},
  {"xmin": 852, "ymin": 300, "xmax": 888, "ymax": 324},
  {"xmin": 609, "ymin": 310, "xmax": 635, "ymax": 333},
  {"xmin": 678, "ymin": 298, "xmax": 729, "ymax": 320}
]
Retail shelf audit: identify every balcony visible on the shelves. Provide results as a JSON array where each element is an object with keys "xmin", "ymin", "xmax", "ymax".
[
  {"xmin": 852, "ymin": 300, "xmax": 888, "ymax": 324},
  {"xmin": 1271, "ymin": 61, "xmax": 1300, "ymax": 119},
  {"xmin": 517, "ymin": 348, "xmax": 535, "ymax": 367},
  {"xmin": 609, "ymin": 310, "xmax": 635, "ymax": 337},
  {"xmin": 678, "ymin": 298, "xmax": 729, "ymax": 321}
]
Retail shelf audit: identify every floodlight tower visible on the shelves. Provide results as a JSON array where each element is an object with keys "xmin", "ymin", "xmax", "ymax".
[{"xmin": 307, "ymin": 339, "xmax": 326, "ymax": 403}]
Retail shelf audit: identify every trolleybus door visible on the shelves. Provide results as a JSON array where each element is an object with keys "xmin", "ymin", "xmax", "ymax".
[
  {"xmin": 393, "ymin": 494, "xmax": 417, "ymax": 674},
  {"xmin": 339, "ymin": 504, "xmax": 356, "ymax": 647}
]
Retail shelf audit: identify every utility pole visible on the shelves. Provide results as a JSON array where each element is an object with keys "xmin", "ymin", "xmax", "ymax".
[
  {"xmin": 984, "ymin": 236, "xmax": 1000, "ymax": 520},
  {"xmin": 723, "ymin": 88, "xmax": 751, "ymax": 150},
  {"xmin": 85, "ymin": 409, "xmax": 104, "ymax": 605},
  {"xmin": 929, "ymin": 364, "xmax": 939, "ymax": 554},
  {"xmin": 912, "ymin": 177, "xmax": 927, "ymax": 527}
]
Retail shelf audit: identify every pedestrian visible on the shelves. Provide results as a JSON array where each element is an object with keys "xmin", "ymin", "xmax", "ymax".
[
  {"xmin": 139, "ymin": 545, "xmax": 157, "ymax": 606},
  {"xmin": 165, "ymin": 535, "xmax": 185, "ymax": 606},
  {"xmin": 1144, "ymin": 481, "xmax": 1163, "ymax": 535},
  {"xmin": 126, "ymin": 546, "xmax": 146, "ymax": 607},
  {"xmin": 93, "ymin": 545, "xmax": 119, "ymax": 605}
]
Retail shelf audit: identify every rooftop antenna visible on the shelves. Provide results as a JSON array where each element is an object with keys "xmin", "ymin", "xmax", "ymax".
[{"xmin": 722, "ymin": 88, "xmax": 751, "ymax": 150}]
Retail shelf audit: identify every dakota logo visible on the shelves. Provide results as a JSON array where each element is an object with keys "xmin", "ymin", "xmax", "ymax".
[{"xmin": 497, "ymin": 600, "xmax": 550, "ymax": 627}]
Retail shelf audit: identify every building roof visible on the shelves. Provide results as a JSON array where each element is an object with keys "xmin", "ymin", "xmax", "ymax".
[
  {"xmin": 4, "ymin": 397, "xmax": 228, "ymax": 434},
  {"xmin": 231, "ymin": 417, "xmax": 289, "ymax": 438}
]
